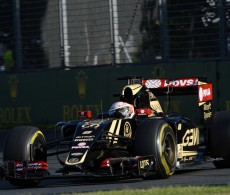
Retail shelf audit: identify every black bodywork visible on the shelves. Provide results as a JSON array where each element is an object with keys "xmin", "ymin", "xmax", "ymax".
[{"xmin": 0, "ymin": 76, "xmax": 216, "ymax": 185}]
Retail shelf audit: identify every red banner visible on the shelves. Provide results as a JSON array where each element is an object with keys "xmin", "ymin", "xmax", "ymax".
[{"xmin": 143, "ymin": 78, "xmax": 199, "ymax": 88}]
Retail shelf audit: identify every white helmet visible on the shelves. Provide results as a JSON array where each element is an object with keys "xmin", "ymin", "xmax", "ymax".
[{"xmin": 108, "ymin": 102, "xmax": 135, "ymax": 119}]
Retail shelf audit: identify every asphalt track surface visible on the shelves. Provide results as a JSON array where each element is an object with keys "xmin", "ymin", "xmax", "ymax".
[{"xmin": 1, "ymin": 130, "xmax": 230, "ymax": 195}]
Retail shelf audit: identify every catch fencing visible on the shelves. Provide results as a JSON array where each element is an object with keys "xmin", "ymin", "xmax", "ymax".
[{"xmin": 0, "ymin": 0, "xmax": 229, "ymax": 71}]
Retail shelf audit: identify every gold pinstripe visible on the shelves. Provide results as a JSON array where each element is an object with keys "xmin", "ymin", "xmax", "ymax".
[
  {"xmin": 114, "ymin": 120, "xmax": 122, "ymax": 143},
  {"xmin": 108, "ymin": 120, "xmax": 118, "ymax": 140},
  {"xmin": 115, "ymin": 120, "xmax": 122, "ymax": 135}
]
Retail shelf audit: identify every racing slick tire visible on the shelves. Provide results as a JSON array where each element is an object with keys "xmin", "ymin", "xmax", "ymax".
[
  {"xmin": 134, "ymin": 119, "xmax": 177, "ymax": 179},
  {"xmin": 3, "ymin": 126, "xmax": 47, "ymax": 187},
  {"xmin": 210, "ymin": 111, "xmax": 230, "ymax": 168}
]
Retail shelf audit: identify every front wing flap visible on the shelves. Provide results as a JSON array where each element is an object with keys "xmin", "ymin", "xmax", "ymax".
[
  {"xmin": 0, "ymin": 156, "xmax": 157, "ymax": 181},
  {"xmin": 0, "ymin": 160, "xmax": 49, "ymax": 180}
]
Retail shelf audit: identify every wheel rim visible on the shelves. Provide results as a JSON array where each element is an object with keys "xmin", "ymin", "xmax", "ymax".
[
  {"xmin": 31, "ymin": 134, "xmax": 47, "ymax": 161},
  {"xmin": 162, "ymin": 132, "xmax": 176, "ymax": 166}
]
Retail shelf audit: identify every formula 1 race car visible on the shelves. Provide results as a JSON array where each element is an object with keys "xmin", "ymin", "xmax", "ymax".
[{"xmin": 1, "ymin": 76, "xmax": 230, "ymax": 187}]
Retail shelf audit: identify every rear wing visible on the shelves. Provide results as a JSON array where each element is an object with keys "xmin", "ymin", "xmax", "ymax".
[
  {"xmin": 118, "ymin": 76, "xmax": 213, "ymax": 123},
  {"xmin": 142, "ymin": 77, "xmax": 213, "ymax": 104},
  {"xmin": 143, "ymin": 77, "xmax": 213, "ymax": 123}
]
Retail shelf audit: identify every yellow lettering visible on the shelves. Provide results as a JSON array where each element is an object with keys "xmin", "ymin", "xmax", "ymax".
[
  {"xmin": 63, "ymin": 105, "xmax": 84, "ymax": 120},
  {"xmin": 63, "ymin": 105, "xmax": 70, "ymax": 120},
  {"xmin": 182, "ymin": 128, "xmax": 199, "ymax": 146},
  {"xmin": 24, "ymin": 107, "xmax": 31, "ymax": 123},
  {"xmin": 18, "ymin": 107, "xmax": 24, "ymax": 123},
  {"xmin": 0, "ymin": 107, "xmax": 31, "ymax": 124},
  {"xmin": 182, "ymin": 130, "xmax": 190, "ymax": 146},
  {"xmin": 70, "ymin": 105, "xmax": 77, "ymax": 119},
  {"xmin": 203, "ymin": 102, "xmax": 211, "ymax": 111},
  {"xmin": 204, "ymin": 112, "xmax": 212, "ymax": 120},
  {"xmin": 139, "ymin": 159, "xmax": 149, "ymax": 169},
  {"xmin": 5, "ymin": 108, "xmax": 11, "ymax": 123},
  {"xmin": 192, "ymin": 128, "xmax": 199, "ymax": 145}
]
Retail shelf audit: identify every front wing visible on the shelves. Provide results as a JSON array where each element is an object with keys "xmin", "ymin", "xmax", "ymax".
[{"xmin": 0, "ymin": 156, "xmax": 157, "ymax": 181}]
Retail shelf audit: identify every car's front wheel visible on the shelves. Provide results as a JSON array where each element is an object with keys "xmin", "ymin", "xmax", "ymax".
[
  {"xmin": 3, "ymin": 126, "xmax": 47, "ymax": 187},
  {"xmin": 134, "ymin": 119, "xmax": 177, "ymax": 179}
]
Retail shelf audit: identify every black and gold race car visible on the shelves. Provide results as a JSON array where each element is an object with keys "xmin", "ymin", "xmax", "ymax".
[{"xmin": 1, "ymin": 76, "xmax": 230, "ymax": 187}]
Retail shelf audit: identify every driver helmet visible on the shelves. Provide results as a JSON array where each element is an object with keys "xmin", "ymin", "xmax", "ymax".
[{"xmin": 108, "ymin": 102, "xmax": 135, "ymax": 119}]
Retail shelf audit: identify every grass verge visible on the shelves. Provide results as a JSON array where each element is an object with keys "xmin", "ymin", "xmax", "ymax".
[{"xmin": 64, "ymin": 185, "xmax": 230, "ymax": 195}]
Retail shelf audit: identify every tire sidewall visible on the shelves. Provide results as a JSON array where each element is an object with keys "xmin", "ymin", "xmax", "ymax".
[
  {"xmin": 3, "ymin": 126, "xmax": 46, "ymax": 161},
  {"xmin": 134, "ymin": 119, "xmax": 177, "ymax": 178},
  {"xmin": 210, "ymin": 111, "xmax": 230, "ymax": 158},
  {"xmin": 155, "ymin": 122, "xmax": 177, "ymax": 178}
]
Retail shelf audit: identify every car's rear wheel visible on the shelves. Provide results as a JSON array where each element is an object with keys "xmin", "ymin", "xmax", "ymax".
[
  {"xmin": 210, "ymin": 111, "xmax": 230, "ymax": 168},
  {"xmin": 134, "ymin": 119, "xmax": 177, "ymax": 179},
  {"xmin": 3, "ymin": 126, "xmax": 47, "ymax": 186}
]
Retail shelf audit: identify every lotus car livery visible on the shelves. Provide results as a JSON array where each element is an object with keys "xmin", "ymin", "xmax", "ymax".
[{"xmin": 1, "ymin": 76, "xmax": 230, "ymax": 187}]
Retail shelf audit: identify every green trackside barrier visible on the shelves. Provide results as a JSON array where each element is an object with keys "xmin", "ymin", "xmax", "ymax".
[{"xmin": 0, "ymin": 61, "xmax": 228, "ymax": 129}]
